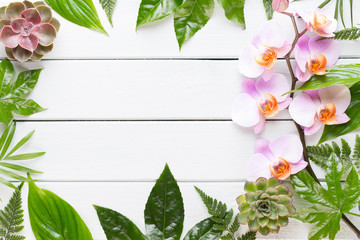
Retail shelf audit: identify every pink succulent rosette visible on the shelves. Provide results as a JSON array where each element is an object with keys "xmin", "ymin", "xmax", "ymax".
[
  {"xmin": 294, "ymin": 35, "xmax": 339, "ymax": 82},
  {"xmin": 247, "ymin": 134, "xmax": 308, "ymax": 181},
  {"xmin": 0, "ymin": 1, "xmax": 60, "ymax": 62},
  {"xmin": 238, "ymin": 20, "xmax": 291, "ymax": 81},
  {"xmin": 289, "ymin": 85, "xmax": 351, "ymax": 135},
  {"xmin": 232, "ymin": 74, "xmax": 292, "ymax": 134},
  {"xmin": 296, "ymin": 8, "xmax": 337, "ymax": 37}
]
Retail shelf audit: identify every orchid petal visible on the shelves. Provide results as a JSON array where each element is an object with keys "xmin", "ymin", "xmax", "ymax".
[
  {"xmin": 254, "ymin": 138, "xmax": 273, "ymax": 159},
  {"xmin": 275, "ymin": 41, "xmax": 291, "ymax": 58},
  {"xmin": 253, "ymin": 114, "xmax": 266, "ymax": 134},
  {"xmin": 256, "ymin": 20, "xmax": 286, "ymax": 48},
  {"xmin": 289, "ymin": 92, "xmax": 318, "ymax": 127},
  {"xmin": 238, "ymin": 45, "xmax": 264, "ymax": 78},
  {"xmin": 262, "ymin": 67, "xmax": 275, "ymax": 81},
  {"xmin": 247, "ymin": 153, "xmax": 272, "ymax": 181},
  {"xmin": 319, "ymin": 85, "xmax": 351, "ymax": 113},
  {"xmin": 304, "ymin": 117, "xmax": 323, "ymax": 135},
  {"xmin": 0, "ymin": 26, "xmax": 20, "ymax": 48},
  {"xmin": 295, "ymin": 65, "xmax": 312, "ymax": 82},
  {"xmin": 334, "ymin": 113, "xmax": 350, "ymax": 125},
  {"xmin": 255, "ymin": 73, "xmax": 290, "ymax": 102},
  {"xmin": 294, "ymin": 34, "xmax": 311, "ymax": 72},
  {"xmin": 242, "ymin": 78, "xmax": 260, "ymax": 99},
  {"xmin": 270, "ymin": 134, "xmax": 303, "ymax": 163},
  {"xmin": 309, "ymin": 36, "xmax": 339, "ymax": 67},
  {"xmin": 278, "ymin": 97, "xmax": 292, "ymax": 111},
  {"xmin": 232, "ymin": 93, "xmax": 260, "ymax": 127},
  {"xmin": 290, "ymin": 159, "xmax": 308, "ymax": 174}
]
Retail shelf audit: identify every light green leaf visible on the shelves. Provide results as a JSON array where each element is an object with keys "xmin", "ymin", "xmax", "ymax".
[
  {"xmin": 28, "ymin": 178, "xmax": 93, "ymax": 240},
  {"xmin": 0, "ymin": 162, "xmax": 42, "ymax": 174},
  {"xmin": 94, "ymin": 205, "xmax": 146, "ymax": 240},
  {"xmin": 44, "ymin": 0, "xmax": 107, "ymax": 35},
  {"xmin": 325, "ymin": 153, "xmax": 344, "ymax": 205},
  {"xmin": 319, "ymin": 82, "xmax": 360, "ymax": 144},
  {"xmin": 4, "ymin": 152, "xmax": 46, "ymax": 161},
  {"xmin": 263, "ymin": 0, "xmax": 273, "ymax": 20},
  {"xmin": 144, "ymin": 164, "xmax": 184, "ymax": 240},
  {"xmin": 308, "ymin": 212, "xmax": 341, "ymax": 240},
  {"xmin": 5, "ymin": 130, "xmax": 35, "ymax": 158},
  {"xmin": 0, "ymin": 121, "xmax": 15, "ymax": 159},
  {"xmin": 136, "ymin": 0, "xmax": 183, "ymax": 28},
  {"xmin": 183, "ymin": 218, "xmax": 222, "ymax": 240},
  {"xmin": 341, "ymin": 167, "xmax": 360, "ymax": 212},
  {"xmin": 174, "ymin": 0, "xmax": 214, "ymax": 49},
  {"xmin": 217, "ymin": 0, "xmax": 245, "ymax": 28},
  {"xmin": 99, "ymin": 0, "xmax": 118, "ymax": 26},
  {"xmin": 290, "ymin": 64, "xmax": 360, "ymax": 93}
]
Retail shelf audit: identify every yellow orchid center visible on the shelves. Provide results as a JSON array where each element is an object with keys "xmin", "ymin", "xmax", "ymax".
[
  {"xmin": 317, "ymin": 102, "xmax": 337, "ymax": 124},
  {"xmin": 257, "ymin": 94, "xmax": 279, "ymax": 117},
  {"xmin": 255, "ymin": 45, "xmax": 277, "ymax": 69},
  {"xmin": 308, "ymin": 54, "xmax": 327, "ymax": 75},
  {"xmin": 270, "ymin": 157, "xmax": 291, "ymax": 180}
]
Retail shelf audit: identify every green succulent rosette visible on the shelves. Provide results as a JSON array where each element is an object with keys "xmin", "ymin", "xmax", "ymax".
[{"xmin": 236, "ymin": 177, "xmax": 296, "ymax": 235}]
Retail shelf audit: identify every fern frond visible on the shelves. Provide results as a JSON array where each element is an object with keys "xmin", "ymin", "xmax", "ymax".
[
  {"xmin": 322, "ymin": 27, "xmax": 360, "ymax": 40},
  {"xmin": 0, "ymin": 183, "xmax": 25, "ymax": 240},
  {"xmin": 353, "ymin": 135, "xmax": 360, "ymax": 171},
  {"xmin": 307, "ymin": 144, "xmax": 333, "ymax": 168},
  {"xmin": 237, "ymin": 231, "xmax": 256, "ymax": 240},
  {"xmin": 99, "ymin": 0, "xmax": 118, "ymax": 26}
]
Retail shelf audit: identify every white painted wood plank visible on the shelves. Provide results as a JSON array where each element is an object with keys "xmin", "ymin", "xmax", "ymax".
[
  {"xmin": 12, "ymin": 59, "xmax": 358, "ymax": 120},
  {"xmin": 7, "ymin": 121, "xmax": 345, "ymax": 182},
  {"xmin": 0, "ymin": 182, "xmax": 358, "ymax": 240},
  {"xmin": 0, "ymin": 0, "xmax": 359, "ymax": 58}
]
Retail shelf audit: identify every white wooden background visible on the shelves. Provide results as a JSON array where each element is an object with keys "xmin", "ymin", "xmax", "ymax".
[{"xmin": 1, "ymin": 0, "xmax": 360, "ymax": 239}]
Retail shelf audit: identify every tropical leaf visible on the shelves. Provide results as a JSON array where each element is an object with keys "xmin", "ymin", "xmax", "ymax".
[
  {"xmin": 217, "ymin": 0, "xmax": 246, "ymax": 28},
  {"xmin": 174, "ymin": 0, "xmax": 214, "ymax": 49},
  {"xmin": 44, "ymin": 0, "xmax": 107, "ymax": 35},
  {"xmin": 263, "ymin": 0, "xmax": 273, "ymax": 20},
  {"xmin": 99, "ymin": 0, "xmax": 118, "ymax": 26},
  {"xmin": 136, "ymin": 0, "xmax": 183, "ymax": 28},
  {"xmin": 183, "ymin": 218, "xmax": 222, "ymax": 240}
]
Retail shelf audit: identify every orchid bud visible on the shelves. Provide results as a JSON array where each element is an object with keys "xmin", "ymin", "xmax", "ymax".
[{"xmin": 272, "ymin": 0, "xmax": 289, "ymax": 12}]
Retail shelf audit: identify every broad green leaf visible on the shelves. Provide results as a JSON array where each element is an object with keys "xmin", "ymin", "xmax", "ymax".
[
  {"xmin": 217, "ymin": 0, "xmax": 245, "ymax": 28},
  {"xmin": 136, "ymin": 0, "xmax": 183, "ymax": 28},
  {"xmin": 4, "ymin": 152, "xmax": 46, "ymax": 160},
  {"xmin": 28, "ymin": 179, "xmax": 93, "ymax": 240},
  {"xmin": 290, "ymin": 64, "xmax": 360, "ymax": 93},
  {"xmin": 319, "ymin": 82, "xmax": 360, "ymax": 144},
  {"xmin": 324, "ymin": 153, "xmax": 344, "ymax": 205},
  {"xmin": 174, "ymin": 0, "xmax": 214, "ymax": 49},
  {"xmin": 0, "ymin": 162, "xmax": 42, "ymax": 174},
  {"xmin": 0, "ymin": 59, "xmax": 14, "ymax": 94},
  {"xmin": 44, "ymin": 0, "xmax": 107, "ymax": 35},
  {"xmin": 263, "ymin": 0, "xmax": 273, "ymax": 20},
  {"xmin": 0, "ymin": 61, "xmax": 45, "ymax": 124},
  {"xmin": 341, "ymin": 167, "xmax": 360, "ymax": 212},
  {"xmin": 290, "ymin": 171, "xmax": 336, "ymax": 209},
  {"xmin": 184, "ymin": 218, "xmax": 222, "ymax": 240},
  {"xmin": 5, "ymin": 130, "xmax": 35, "ymax": 158},
  {"xmin": 99, "ymin": 0, "xmax": 118, "ymax": 26},
  {"xmin": 94, "ymin": 205, "xmax": 146, "ymax": 240},
  {"xmin": 144, "ymin": 164, "xmax": 184, "ymax": 240},
  {"xmin": 308, "ymin": 212, "xmax": 341, "ymax": 240}
]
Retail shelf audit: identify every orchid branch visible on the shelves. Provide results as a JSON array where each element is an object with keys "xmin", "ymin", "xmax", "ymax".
[{"xmin": 284, "ymin": 12, "xmax": 360, "ymax": 238}]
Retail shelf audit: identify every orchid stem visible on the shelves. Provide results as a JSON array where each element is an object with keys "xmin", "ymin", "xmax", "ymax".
[{"xmin": 285, "ymin": 13, "xmax": 360, "ymax": 238}]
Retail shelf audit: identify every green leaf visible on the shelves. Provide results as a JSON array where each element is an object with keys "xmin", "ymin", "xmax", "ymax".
[
  {"xmin": 174, "ymin": 0, "xmax": 214, "ymax": 49},
  {"xmin": 341, "ymin": 167, "xmax": 360, "ymax": 212},
  {"xmin": 319, "ymin": 82, "xmax": 360, "ymax": 144},
  {"xmin": 136, "ymin": 0, "xmax": 183, "ymax": 28},
  {"xmin": 99, "ymin": 0, "xmax": 118, "ymax": 26},
  {"xmin": 5, "ymin": 130, "xmax": 35, "ymax": 158},
  {"xmin": 318, "ymin": 0, "xmax": 332, "ymax": 8},
  {"xmin": 0, "ymin": 162, "xmax": 42, "ymax": 174},
  {"xmin": 217, "ymin": 0, "xmax": 245, "ymax": 28},
  {"xmin": 28, "ymin": 178, "xmax": 93, "ymax": 240},
  {"xmin": 183, "ymin": 218, "xmax": 222, "ymax": 240},
  {"xmin": 308, "ymin": 212, "xmax": 341, "ymax": 240},
  {"xmin": 0, "ymin": 60, "xmax": 45, "ymax": 124},
  {"xmin": 237, "ymin": 231, "xmax": 257, "ymax": 240},
  {"xmin": 144, "ymin": 164, "xmax": 184, "ymax": 240},
  {"xmin": 262, "ymin": 0, "xmax": 273, "ymax": 20},
  {"xmin": 44, "ymin": 0, "xmax": 107, "ymax": 35},
  {"xmin": 290, "ymin": 64, "xmax": 360, "ymax": 93},
  {"xmin": 94, "ymin": 205, "xmax": 146, "ymax": 240},
  {"xmin": 0, "ymin": 182, "xmax": 25, "ymax": 240},
  {"xmin": 324, "ymin": 153, "xmax": 344, "ymax": 205},
  {"xmin": 4, "ymin": 152, "xmax": 46, "ymax": 161}
]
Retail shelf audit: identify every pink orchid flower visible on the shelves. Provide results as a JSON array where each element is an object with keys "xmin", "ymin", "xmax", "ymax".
[
  {"xmin": 294, "ymin": 35, "xmax": 339, "ymax": 82},
  {"xmin": 0, "ymin": 8, "xmax": 56, "ymax": 54},
  {"xmin": 232, "ymin": 74, "xmax": 292, "ymax": 134},
  {"xmin": 247, "ymin": 135, "xmax": 307, "ymax": 181},
  {"xmin": 296, "ymin": 8, "xmax": 337, "ymax": 37},
  {"xmin": 272, "ymin": 0, "xmax": 289, "ymax": 13},
  {"xmin": 238, "ymin": 20, "xmax": 291, "ymax": 81},
  {"xmin": 289, "ymin": 85, "xmax": 350, "ymax": 135}
]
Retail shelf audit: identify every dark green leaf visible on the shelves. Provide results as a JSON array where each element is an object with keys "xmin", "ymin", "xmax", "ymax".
[
  {"xmin": 184, "ymin": 218, "xmax": 222, "ymax": 240},
  {"xmin": 217, "ymin": 0, "xmax": 245, "ymax": 28},
  {"xmin": 0, "ymin": 59, "xmax": 14, "ymax": 95},
  {"xmin": 290, "ymin": 64, "xmax": 360, "ymax": 93},
  {"xmin": 174, "ymin": 0, "xmax": 214, "ymax": 49},
  {"xmin": 144, "ymin": 164, "xmax": 184, "ymax": 240},
  {"xmin": 99, "ymin": 0, "xmax": 118, "ymax": 26},
  {"xmin": 94, "ymin": 205, "xmax": 146, "ymax": 240},
  {"xmin": 262, "ymin": 0, "xmax": 273, "ymax": 20},
  {"xmin": 44, "ymin": 0, "xmax": 107, "ymax": 35},
  {"xmin": 324, "ymin": 153, "xmax": 344, "ymax": 205},
  {"xmin": 341, "ymin": 167, "xmax": 360, "ymax": 212},
  {"xmin": 28, "ymin": 178, "xmax": 93, "ymax": 240},
  {"xmin": 319, "ymin": 82, "xmax": 360, "ymax": 143},
  {"xmin": 308, "ymin": 212, "xmax": 341, "ymax": 240},
  {"xmin": 6, "ymin": 69, "xmax": 42, "ymax": 97},
  {"xmin": 136, "ymin": 0, "xmax": 183, "ymax": 28}
]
